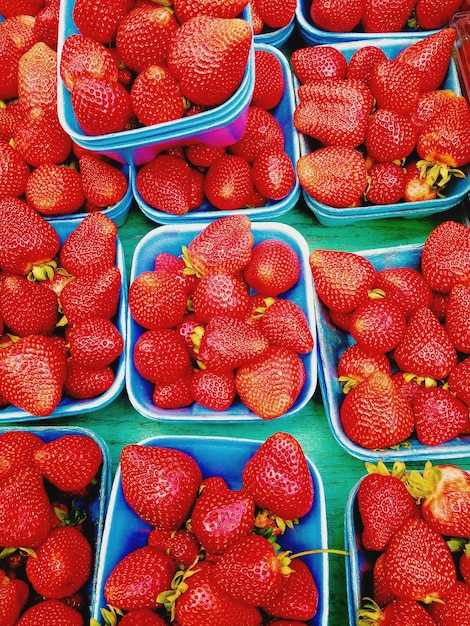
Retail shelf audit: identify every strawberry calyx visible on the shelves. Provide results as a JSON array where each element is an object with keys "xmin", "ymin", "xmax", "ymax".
[
  {"xmin": 27, "ymin": 258, "xmax": 58, "ymax": 282},
  {"xmin": 364, "ymin": 459, "xmax": 407, "ymax": 481},
  {"xmin": 447, "ymin": 537, "xmax": 468, "ymax": 553},
  {"xmin": 251, "ymin": 296, "xmax": 276, "ymax": 322},
  {"xmin": 356, "ymin": 596, "xmax": 384, "ymax": 625},
  {"xmin": 405, "ymin": 460, "xmax": 441, "ymax": 503},
  {"xmin": 182, "ymin": 245, "xmax": 203, "ymax": 278},
  {"xmin": 253, "ymin": 507, "xmax": 295, "ymax": 539},
  {"xmin": 157, "ymin": 558, "xmax": 202, "ymax": 621},
  {"xmin": 367, "ymin": 287, "xmax": 386, "ymax": 300},
  {"xmin": 99, "ymin": 604, "xmax": 124, "ymax": 626},
  {"xmin": 416, "ymin": 158, "xmax": 466, "ymax": 189},
  {"xmin": 402, "ymin": 372, "xmax": 439, "ymax": 388}
]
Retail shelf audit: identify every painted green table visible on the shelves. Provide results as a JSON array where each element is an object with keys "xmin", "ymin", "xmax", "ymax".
[{"xmin": 7, "ymin": 197, "xmax": 470, "ymax": 625}]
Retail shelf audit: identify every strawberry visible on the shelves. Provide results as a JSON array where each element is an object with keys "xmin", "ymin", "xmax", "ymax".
[
  {"xmin": 167, "ymin": 15, "xmax": 252, "ymax": 107},
  {"xmin": 448, "ymin": 356, "xmax": 470, "ymax": 405},
  {"xmin": 349, "ymin": 298, "xmax": 407, "ymax": 354},
  {"xmin": 177, "ymin": 313, "xmax": 203, "ymax": 359},
  {"xmin": 251, "ymin": 48, "xmax": 284, "ymax": 110},
  {"xmin": 0, "ymin": 570, "xmax": 28, "ymax": 626},
  {"xmin": 59, "ymin": 34, "xmax": 119, "ymax": 92},
  {"xmin": 229, "ymin": 106, "xmax": 284, "ymax": 163},
  {"xmin": 0, "ymin": 429, "xmax": 43, "ymax": 481},
  {"xmin": 15, "ymin": 599, "xmax": 84, "ymax": 626},
  {"xmin": 0, "ymin": 140, "xmax": 30, "ymax": 199},
  {"xmin": 116, "ymin": 5, "xmax": 179, "ymax": 73},
  {"xmin": 427, "ymin": 581, "xmax": 470, "ymax": 625},
  {"xmin": 72, "ymin": 0, "xmax": 134, "ymax": 44},
  {"xmin": 251, "ymin": 147, "xmax": 295, "ymax": 201},
  {"xmin": 409, "ymin": 89, "xmax": 465, "ymax": 134},
  {"xmin": 78, "ymin": 154, "xmax": 128, "ymax": 208},
  {"xmin": 33, "ymin": 0, "xmax": 60, "ymax": 50},
  {"xmin": 403, "ymin": 161, "xmax": 438, "ymax": 202},
  {"xmin": 0, "ymin": 0, "xmax": 44, "ymax": 18},
  {"xmin": 0, "ymin": 335, "xmax": 67, "ymax": 416},
  {"xmin": 120, "ymin": 444, "xmax": 202, "ymax": 530},
  {"xmin": 383, "ymin": 517, "xmax": 457, "ymax": 602},
  {"xmin": 0, "ymin": 274, "xmax": 58, "ymax": 337},
  {"xmin": 339, "ymin": 371, "xmax": 415, "ymax": 450},
  {"xmin": 0, "ymin": 197, "xmax": 60, "ymax": 276},
  {"xmin": 131, "ymin": 64, "xmax": 187, "ymax": 127},
  {"xmin": 59, "ymin": 266, "xmax": 122, "ymax": 325},
  {"xmin": 185, "ymin": 143, "xmax": 226, "ymax": 168},
  {"xmin": 129, "ymin": 271, "xmax": 187, "ymax": 330},
  {"xmin": 252, "ymin": 0, "xmax": 296, "ymax": 28},
  {"xmin": 0, "ymin": 101, "xmax": 22, "ymax": 142},
  {"xmin": 459, "ymin": 542, "xmax": 470, "ymax": 585},
  {"xmin": 190, "ymin": 369, "xmax": 236, "ymax": 410},
  {"xmin": 357, "ymin": 597, "xmax": 438, "ymax": 626},
  {"xmin": 174, "ymin": 0, "xmax": 249, "ymax": 21},
  {"xmin": 372, "ymin": 553, "xmax": 397, "ymax": 607},
  {"xmin": 185, "ymin": 215, "xmax": 254, "ymax": 277},
  {"xmin": 396, "ymin": 28, "xmax": 456, "ymax": 92},
  {"xmin": 393, "ymin": 307, "xmax": 458, "ymax": 380},
  {"xmin": 68, "ymin": 317, "xmax": 123, "ymax": 369},
  {"xmin": 365, "ymin": 161, "xmax": 405, "ymax": 205},
  {"xmin": 154, "ymin": 253, "xmax": 199, "ymax": 296},
  {"xmin": 133, "ymin": 328, "xmax": 191, "ymax": 385},
  {"xmin": 104, "ymin": 545, "xmax": 176, "ymax": 612},
  {"xmin": 0, "ymin": 28, "xmax": 23, "ymax": 100},
  {"xmin": 291, "ymin": 45, "xmax": 348, "ymax": 84},
  {"xmin": 242, "ymin": 432, "xmax": 314, "ymax": 521},
  {"xmin": 362, "ymin": 0, "xmax": 416, "ymax": 32},
  {"xmin": 64, "ymin": 360, "xmax": 115, "ymax": 400},
  {"xmin": 25, "ymin": 164, "xmax": 85, "ymax": 216},
  {"xmin": 14, "ymin": 106, "xmax": 72, "ymax": 167},
  {"xmin": 136, "ymin": 154, "xmax": 193, "ymax": 215},
  {"xmin": 346, "ymin": 45, "xmax": 388, "ymax": 87},
  {"xmin": 261, "ymin": 558, "xmax": 319, "ymax": 622},
  {"xmin": 190, "ymin": 482, "xmax": 255, "ymax": 554},
  {"xmin": 417, "ymin": 103, "xmax": 470, "ymax": 171},
  {"xmin": 260, "ymin": 298, "xmax": 313, "ymax": 354},
  {"xmin": 357, "ymin": 465, "xmax": 418, "ymax": 552},
  {"xmin": 309, "ymin": 248, "xmax": 376, "ymax": 313},
  {"xmin": 32, "ymin": 433, "xmax": 103, "ymax": 494},
  {"xmin": 212, "ymin": 534, "xmax": 283, "ymax": 605},
  {"xmin": 365, "ymin": 109, "xmax": 417, "ymax": 163},
  {"xmin": 421, "ymin": 221, "xmax": 470, "ymax": 293},
  {"xmin": 148, "ymin": 527, "xmax": 200, "ymax": 569},
  {"xmin": 444, "ymin": 283, "xmax": 470, "ymax": 353},
  {"xmin": 243, "ymin": 239, "xmax": 300, "ymax": 296},
  {"xmin": 370, "ymin": 59, "xmax": 421, "ymax": 115},
  {"xmin": 337, "ymin": 344, "xmax": 391, "ymax": 391},
  {"xmin": 71, "ymin": 76, "xmax": 133, "ymax": 136},
  {"xmin": 203, "ymin": 154, "xmax": 254, "ymax": 210},
  {"xmin": 309, "ymin": 0, "xmax": 364, "ymax": 32},
  {"xmin": 192, "ymin": 273, "xmax": 249, "ymax": 322},
  {"xmin": 295, "ymin": 79, "xmax": 373, "ymax": 148},
  {"xmin": 297, "ymin": 146, "xmax": 367, "ymax": 208},
  {"xmin": 391, "ymin": 370, "xmax": 422, "ymax": 404},
  {"xmin": 373, "ymin": 266, "xmax": 433, "ymax": 319},
  {"xmin": 119, "ymin": 609, "xmax": 167, "ymax": 626},
  {"xmin": 17, "ymin": 42, "xmax": 57, "ymax": 114}
]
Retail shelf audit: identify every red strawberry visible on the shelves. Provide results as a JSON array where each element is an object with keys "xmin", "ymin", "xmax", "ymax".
[
  {"xmin": 14, "ymin": 106, "xmax": 72, "ymax": 168},
  {"xmin": 59, "ymin": 212, "xmax": 117, "ymax": 277},
  {"xmin": 78, "ymin": 155, "xmax": 127, "ymax": 209},
  {"xmin": 190, "ymin": 483, "xmax": 255, "ymax": 554},
  {"xmin": 393, "ymin": 307, "xmax": 458, "ymax": 380},
  {"xmin": 0, "ymin": 430, "xmax": 44, "ymax": 481},
  {"xmin": 370, "ymin": 59, "xmax": 421, "ymax": 115},
  {"xmin": 120, "ymin": 444, "xmax": 202, "ymax": 530},
  {"xmin": 349, "ymin": 298, "xmax": 407, "ymax": 354},
  {"xmin": 251, "ymin": 147, "xmax": 295, "ymax": 200},
  {"xmin": 0, "ymin": 335, "xmax": 67, "ymax": 416},
  {"xmin": 167, "ymin": 15, "xmax": 252, "ymax": 107},
  {"xmin": 373, "ymin": 266, "xmax": 433, "ymax": 319},
  {"xmin": 33, "ymin": 434, "xmax": 103, "ymax": 494},
  {"xmin": 26, "ymin": 164, "xmax": 85, "ymax": 216},
  {"xmin": 17, "ymin": 42, "xmax": 57, "ymax": 115},
  {"xmin": 68, "ymin": 317, "xmax": 123, "ymax": 369},
  {"xmin": 409, "ymin": 89, "xmax": 465, "ymax": 134},
  {"xmin": 297, "ymin": 146, "xmax": 367, "ymax": 207},
  {"xmin": 242, "ymin": 432, "xmax": 314, "ymax": 521},
  {"xmin": 0, "ymin": 101, "xmax": 22, "ymax": 142},
  {"xmin": 428, "ymin": 581, "xmax": 470, "ymax": 625},
  {"xmin": 190, "ymin": 368, "xmax": 236, "ymax": 410},
  {"xmin": 309, "ymin": 0, "xmax": 364, "ymax": 32},
  {"xmin": 104, "ymin": 545, "xmax": 176, "ymax": 612},
  {"xmin": 192, "ymin": 273, "xmax": 249, "ymax": 322},
  {"xmin": 59, "ymin": 33, "xmax": 119, "ymax": 92},
  {"xmin": 291, "ymin": 45, "xmax": 348, "ymax": 83},
  {"xmin": 421, "ymin": 221, "xmax": 470, "ymax": 293},
  {"xmin": 0, "ymin": 197, "xmax": 60, "ymax": 276},
  {"xmin": 383, "ymin": 517, "xmax": 457, "ymax": 602},
  {"xmin": 251, "ymin": 48, "xmax": 284, "ymax": 110},
  {"xmin": 72, "ymin": 0, "xmax": 134, "ymax": 44},
  {"xmin": 203, "ymin": 154, "xmax": 255, "ymax": 210},
  {"xmin": 230, "ymin": 106, "xmax": 284, "ymax": 163},
  {"xmin": 64, "ymin": 360, "xmax": 115, "ymax": 400},
  {"xmin": 310, "ymin": 248, "xmax": 376, "ymax": 313},
  {"xmin": 365, "ymin": 109, "xmax": 417, "ymax": 163},
  {"xmin": 372, "ymin": 553, "xmax": 397, "ymax": 607},
  {"xmin": 32, "ymin": 0, "xmax": 60, "ymax": 50},
  {"xmin": 448, "ymin": 356, "xmax": 470, "ymax": 406},
  {"xmin": 119, "ymin": 608, "xmax": 167, "ymax": 626},
  {"xmin": 148, "ymin": 528, "xmax": 200, "ymax": 569},
  {"xmin": 0, "ymin": 140, "xmax": 30, "ymax": 199},
  {"xmin": 260, "ymin": 298, "xmax": 313, "ymax": 354},
  {"xmin": 185, "ymin": 143, "xmax": 226, "ymax": 168},
  {"xmin": 415, "ymin": 0, "xmax": 460, "ymax": 29},
  {"xmin": 154, "ymin": 253, "xmax": 198, "ymax": 295},
  {"xmin": 444, "ymin": 283, "xmax": 470, "ymax": 353},
  {"xmin": 131, "ymin": 64, "xmax": 186, "ymax": 127},
  {"xmin": 243, "ymin": 239, "xmax": 300, "ymax": 296},
  {"xmin": 0, "ymin": 1, "xmax": 43, "ymax": 20},
  {"xmin": 339, "ymin": 371, "xmax": 415, "ymax": 450},
  {"xmin": 346, "ymin": 45, "xmax": 388, "ymax": 87},
  {"xmin": 15, "ymin": 599, "xmax": 84, "ymax": 626},
  {"xmin": 136, "ymin": 154, "xmax": 193, "ymax": 215},
  {"xmin": 337, "ymin": 344, "xmax": 391, "ymax": 391},
  {"xmin": 403, "ymin": 161, "xmax": 438, "ymax": 202},
  {"xmin": 152, "ymin": 364, "xmax": 194, "ymax": 409},
  {"xmin": 133, "ymin": 328, "xmax": 191, "ymax": 385},
  {"xmin": 365, "ymin": 161, "xmax": 405, "ymax": 205},
  {"xmin": 0, "ymin": 26, "xmax": 25, "ymax": 100},
  {"xmin": 0, "ymin": 274, "xmax": 58, "ymax": 337},
  {"xmin": 174, "ymin": 0, "xmax": 249, "ymax": 21},
  {"xmin": 0, "ymin": 570, "xmax": 29, "ymax": 626},
  {"xmin": 362, "ymin": 0, "xmax": 416, "ymax": 32},
  {"xmin": 128, "ymin": 271, "xmax": 187, "ymax": 330},
  {"xmin": 357, "ymin": 597, "xmax": 438, "ymax": 626}
]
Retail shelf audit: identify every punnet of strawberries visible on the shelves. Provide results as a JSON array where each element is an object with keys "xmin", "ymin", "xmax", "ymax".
[
  {"xmin": 0, "ymin": 427, "xmax": 107, "ymax": 625},
  {"xmin": 348, "ymin": 459, "xmax": 470, "ymax": 625},
  {"xmin": 92, "ymin": 432, "xmax": 336, "ymax": 626},
  {"xmin": 311, "ymin": 219, "xmax": 470, "ymax": 455}
]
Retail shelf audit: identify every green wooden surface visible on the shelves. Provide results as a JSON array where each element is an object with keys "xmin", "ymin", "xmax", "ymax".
[{"xmin": 4, "ymin": 197, "xmax": 470, "ymax": 625}]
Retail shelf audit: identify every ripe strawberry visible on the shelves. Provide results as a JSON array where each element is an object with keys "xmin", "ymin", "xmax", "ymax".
[
  {"xmin": 59, "ymin": 34, "xmax": 119, "ymax": 92},
  {"xmin": 72, "ymin": 0, "xmax": 134, "ymax": 44},
  {"xmin": 0, "ymin": 335, "xmax": 67, "ymax": 416},
  {"xmin": 417, "ymin": 103, "xmax": 470, "ymax": 170},
  {"xmin": 131, "ymin": 64, "xmax": 186, "ymax": 127},
  {"xmin": 136, "ymin": 154, "xmax": 193, "ymax": 215},
  {"xmin": 309, "ymin": 248, "xmax": 376, "ymax": 313},
  {"xmin": 59, "ymin": 265, "xmax": 122, "ymax": 325},
  {"xmin": 0, "ymin": 570, "xmax": 28, "ymax": 626},
  {"xmin": 0, "ymin": 100, "xmax": 22, "ymax": 142},
  {"xmin": 33, "ymin": 0, "xmax": 61, "ymax": 50},
  {"xmin": 309, "ymin": 0, "xmax": 364, "ymax": 32},
  {"xmin": 15, "ymin": 599, "xmax": 84, "ymax": 626},
  {"xmin": 192, "ymin": 273, "xmax": 249, "ymax": 322},
  {"xmin": 346, "ymin": 45, "xmax": 388, "ymax": 87},
  {"xmin": 0, "ymin": 275, "xmax": 58, "ymax": 337},
  {"xmin": 148, "ymin": 527, "xmax": 200, "ymax": 569},
  {"xmin": 167, "ymin": 15, "xmax": 252, "ymax": 107},
  {"xmin": 0, "ymin": 430, "xmax": 43, "ymax": 481},
  {"xmin": 337, "ymin": 344, "xmax": 391, "ymax": 392},
  {"xmin": 362, "ymin": 0, "xmax": 416, "ymax": 32},
  {"xmin": 370, "ymin": 59, "xmax": 421, "ymax": 114},
  {"xmin": 185, "ymin": 143, "xmax": 226, "ymax": 167},
  {"xmin": 394, "ymin": 307, "xmax": 458, "ymax": 380},
  {"xmin": 190, "ymin": 368, "xmax": 236, "ymax": 410},
  {"xmin": 33, "ymin": 434, "xmax": 103, "ymax": 494},
  {"xmin": 358, "ymin": 597, "xmax": 438, "ymax": 626},
  {"xmin": 349, "ymin": 297, "xmax": 407, "ymax": 354},
  {"xmin": 64, "ymin": 360, "xmax": 115, "ymax": 400},
  {"xmin": 373, "ymin": 266, "xmax": 433, "ymax": 319},
  {"xmin": 459, "ymin": 541, "xmax": 470, "ymax": 585},
  {"xmin": 251, "ymin": 48, "xmax": 284, "ymax": 110},
  {"xmin": 133, "ymin": 328, "xmax": 191, "ymax": 385},
  {"xmin": 174, "ymin": 0, "xmax": 249, "ymax": 21},
  {"xmin": 365, "ymin": 161, "xmax": 405, "ymax": 205},
  {"xmin": 26, "ymin": 164, "xmax": 85, "ymax": 216},
  {"xmin": 229, "ymin": 106, "xmax": 284, "ymax": 163},
  {"xmin": 421, "ymin": 221, "xmax": 470, "ymax": 293},
  {"xmin": 409, "ymin": 89, "xmax": 465, "ymax": 134},
  {"xmin": 0, "ymin": 28, "xmax": 23, "ymax": 100},
  {"xmin": 17, "ymin": 42, "xmax": 57, "ymax": 114},
  {"xmin": 339, "ymin": 371, "xmax": 415, "ymax": 450},
  {"xmin": 295, "ymin": 79, "xmax": 373, "ymax": 148},
  {"xmin": 383, "ymin": 517, "xmax": 457, "ymax": 602},
  {"xmin": 120, "ymin": 444, "xmax": 202, "ymax": 530},
  {"xmin": 203, "ymin": 154, "xmax": 254, "ymax": 210},
  {"xmin": 357, "ymin": 468, "xmax": 418, "ymax": 552},
  {"xmin": 416, "ymin": 0, "xmax": 461, "ymax": 29},
  {"xmin": 119, "ymin": 608, "xmax": 167, "ymax": 626},
  {"xmin": 259, "ymin": 298, "xmax": 313, "ymax": 354},
  {"xmin": 155, "ymin": 253, "xmax": 198, "ymax": 295},
  {"xmin": 444, "ymin": 283, "xmax": 470, "ymax": 353},
  {"xmin": 448, "ymin": 356, "xmax": 470, "ymax": 406},
  {"xmin": 403, "ymin": 161, "xmax": 438, "ymax": 202},
  {"xmin": 116, "ymin": 5, "xmax": 179, "ymax": 73},
  {"xmin": 190, "ymin": 483, "xmax": 255, "ymax": 554},
  {"xmin": 253, "ymin": 0, "xmax": 296, "ymax": 28},
  {"xmin": 129, "ymin": 271, "xmax": 187, "ymax": 330},
  {"xmin": 396, "ymin": 28, "xmax": 456, "ymax": 92},
  {"xmin": 185, "ymin": 215, "xmax": 254, "ymax": 277},
  {"xmin": 68, "ymin": 317, "xmax": 123, "ymax": 369},
  {"xmin": 291, "ymin": 45, "xmax": 348, "ymax": 83},
  {"xmin": 0, "ymin": 0, "xmax": 44, "ymax": 19},
  {"xmin": 14, "ymin": 106, "xmax": 72, "ymax": 167},
  {"xmin": 297, "ymin": 146, "xmax": 367, "ymax": 207},
  {"xmin": 428, "ymin": 581, "xmax": 470, "ymax": 625},
  {"xmin": 243, "ymin": 239, "xmax": 300, "ymax": 296},
  {"xmin": 71, "ymin": 76, "xmax": 133, "ymax": 136},
  {"xmin": 0, "ymin": 140, "xmax": 30, "ymax": 199},
  {"xmin": 365, "ymin": 109, "xmax": 417, "ymax": 163},
  {"xmin": 242, "ymin": 431, "xmax": 313, "ymax": 520},
  {"xmin": 104, "ymin": 545, "xmax": 176, "ymax": 612},
  {"xmin": 372, "ymin": 553, "xmax": 397, "ymax": 607},
  {"xmin": 78, "ymin": 154, "xmax": 127, "ymax": 208}
]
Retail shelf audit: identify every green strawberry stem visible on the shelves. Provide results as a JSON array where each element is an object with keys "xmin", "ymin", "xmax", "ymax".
[
  {"xmin": 405, "ymin": 460, "xmax": 441, "ymax": 502},
  {"xmin": 365, "ymin": 459, "xmax": 407, "ymax": 481}
]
